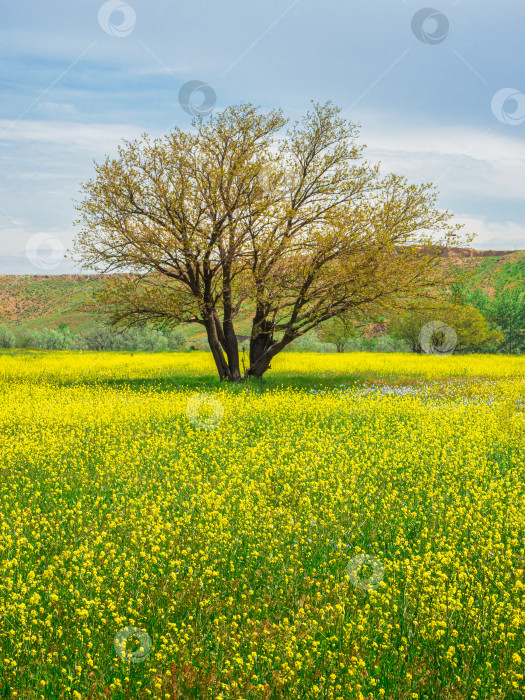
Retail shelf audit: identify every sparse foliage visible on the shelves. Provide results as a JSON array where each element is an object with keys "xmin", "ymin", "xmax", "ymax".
[{"xmin": 318, "ymin": 317, "xmax": 359, "ymax": 352}]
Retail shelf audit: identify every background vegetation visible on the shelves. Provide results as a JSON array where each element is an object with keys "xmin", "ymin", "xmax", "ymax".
[{"xmin": 0, "ymin": 249, "xmax": 523, "ymax": 354}]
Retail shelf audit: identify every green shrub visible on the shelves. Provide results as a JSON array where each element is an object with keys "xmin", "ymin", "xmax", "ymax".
[
  {"xmin": 27, "ymin": 328, "xmax": 75, "ymax": 350},
  {"xmin": 0, "ymin": 325, "xmax": 15, "ymax": 349},
  {"xmin": 282, "ymin": 330, "xmax": 334, "ymax": 353}
]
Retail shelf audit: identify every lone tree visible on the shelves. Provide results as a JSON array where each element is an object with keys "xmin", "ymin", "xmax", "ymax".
[
  {"xmin": 318, "ymin": 316, "xmax": 361, "ymax": 352},
  {"xmin": 73, "ymin": 102, "xmax": 468, "ymax": 380}
]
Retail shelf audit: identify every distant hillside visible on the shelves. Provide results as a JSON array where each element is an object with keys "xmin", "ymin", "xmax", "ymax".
[
  {"xmin": 451, "ymin": 249, "xmax": 525, "ymax": 294},
  {"xmin": 0, "ymin": 274, "xmax": 243, "ymax": 342},
  {"xmin": 0, "ymin": 274, "xmax": 106, "ymax": 330},
  {"xmin": 0, "ymin": 248, "xmax": 523, "ymax": 337}
]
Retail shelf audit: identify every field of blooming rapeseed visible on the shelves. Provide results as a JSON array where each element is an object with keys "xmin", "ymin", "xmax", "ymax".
[{"xmin": 1, "ymin": 350, "xmax": 525, "ymax": 700}]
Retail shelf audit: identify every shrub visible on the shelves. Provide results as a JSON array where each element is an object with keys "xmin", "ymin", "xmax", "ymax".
[
  {"xmin": 282, "ymin": 330, "xmax": 334, "ymax": 353},
  {"xmin": 80, "ymin": 327, "xmax": 119, "ymax": 351},
  {"xmin": 165, "ymin": 329, "xmax": 187, "ymax": 350},
  {"xmin": 78, "ymin": 326, "xmax": 185, "ymax": 352},
  {"xmin": 26, "ymin": 328, "xmax": 75, "ymax": 350},
  {"xmin": 0, "ymin": 325, "xmax": 15, "ymax": 349}
]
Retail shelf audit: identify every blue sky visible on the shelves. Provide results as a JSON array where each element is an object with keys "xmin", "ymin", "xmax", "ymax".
[{"xmin": 1, "ymin": 0, "xmax": 525, "ymax": 273}]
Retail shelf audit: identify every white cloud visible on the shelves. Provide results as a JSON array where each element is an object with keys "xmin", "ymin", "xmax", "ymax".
[
  {"xmin": 37, "ymin": 102, "xmax": 77, "ymax": 116},
  {"xmin": 360, "ymin": 123, "xmax": 525, "ymax": 202},
  {"xmin": 0, "ymin": 224, "xmax": 73, "ymax": 258},
  {"xmin": 452, "ymin": 214, "xmax": 525, "ymax": 250},
  {"xmin": 0, "ymin": 119, "xmax": 149, "ymax": 154}
]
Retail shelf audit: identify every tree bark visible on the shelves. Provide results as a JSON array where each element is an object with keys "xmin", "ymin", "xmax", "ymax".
[
  {"xmin": 246, "ymin": 331, "xmax": 295, "ymax": 378},
  {"xmin": 249, "ymin": 310, "xmax": 276, "ymax": 370},
  {"xmin": 219, "ymin": 265, "xmax": 242, "ymax": 380},
  {"xmin": 204, "ymin": 316, "xmax": 231, "ymax": 381},
  {"xmin": 246, "ymin": 349, "xmax": 275, "ymax": 378},
  {"xmin": 210, "ymin": 310, "xmax": 241, "ymax": 380},
  {"xmin": 223, "ymin": 324, "xmax": 241, "ymax": 381}
]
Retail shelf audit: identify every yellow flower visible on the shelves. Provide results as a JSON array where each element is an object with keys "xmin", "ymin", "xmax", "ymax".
[{"xmin": 1, "ymin": 350, "xmax": 524, "ymax": 696}]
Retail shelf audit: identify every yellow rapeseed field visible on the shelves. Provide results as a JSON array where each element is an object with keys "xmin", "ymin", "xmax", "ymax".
[{"xmin": 0, "ymin": 350, "xmax": 524, "ymax": 699}]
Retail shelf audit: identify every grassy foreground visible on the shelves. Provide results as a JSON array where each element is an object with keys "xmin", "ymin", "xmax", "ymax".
[{"xmin": 0, "ymin": 351, "xmax": 524, "ymax": 699}]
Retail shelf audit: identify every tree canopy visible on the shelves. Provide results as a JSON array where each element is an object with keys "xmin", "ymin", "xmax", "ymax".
[
  {"xmin": 74, "ymin": 101, "xmax": 469, "ymax": 380},
  {"xmin": 318, "ymin": 316, "xmax": 361, "ymax": 352},
  {"xmin": 456, "ymin": 285, "xmax": 525, "ymax": 354},
  {"xmin": 389, "ymin": 302, "xmax": 503, "ymax": 353}
]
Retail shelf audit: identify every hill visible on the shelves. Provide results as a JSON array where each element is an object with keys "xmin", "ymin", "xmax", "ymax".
[
  {"xmin": 448, "ymin": 249, "xmax": 525, "ymax": 294},
  {"xmin": 0, "ymin": 274, "xmax": 110, "ymax": 331},
  {"xmin": 0, "ymin": 248, "xmax": 523, "ymax": 339}
]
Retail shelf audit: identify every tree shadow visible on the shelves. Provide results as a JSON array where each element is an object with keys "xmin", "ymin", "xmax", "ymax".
[{"xmin": 69, "ymin": 370, "xmax": 368, "ymax": 394}]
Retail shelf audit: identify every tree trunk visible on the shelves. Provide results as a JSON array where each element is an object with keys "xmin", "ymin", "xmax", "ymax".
[
  {"xmin": 223, "ymin": 325, "xmax": 241, "ymax": 381},
  {"xmin": 249, "ymin": 311, "xmax": 276, "ymax": 370},
  {"xmin": 204, "ymin": 316, "xmax": 231, "ymax": 381},
  {"xmin": 246, "ymin": 331, "xmax": 295, "ymax": 378},
  {"xmin": 220, "ymin": 272, "xmax": 241, "ymax": 380},
  {"xmin": 211, "ymin": 310, "xmax": 241, "ymax": 380},
  {"xmin": 246, "ymin": 348, "xmax": 275, "ymax": 378}
]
